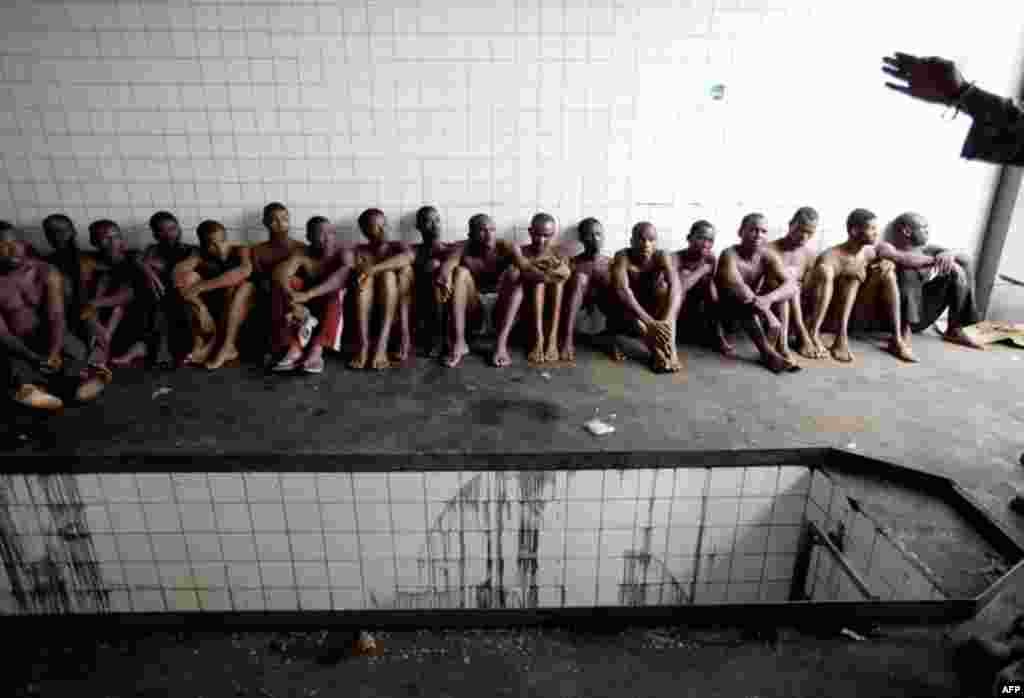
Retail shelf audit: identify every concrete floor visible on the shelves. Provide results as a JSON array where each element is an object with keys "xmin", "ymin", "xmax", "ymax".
[{"xmin": 5, "ymin": 328, "xmax": 1024, "ymax": 697}]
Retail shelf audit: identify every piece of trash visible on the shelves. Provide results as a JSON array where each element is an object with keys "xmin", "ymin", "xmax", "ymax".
[
  {"xmin": 463, "ymin": 656, "xmax": 470, "ymax": 664},
  {"xmin": 840, "ymin": 628, "xmax": 866, "ymax": 641},
  {"xmin": 846, "ymin": 442, "xmax": 857, "ymax": 450},
  {"xmin": 540, "ymin": 371, "xmax": 551, "ymax": 380},
  {"xmin": 151, "ymin": 387, "xmax": 172, "ymax": 399},
  {"xmin": 584, "ymin": 418, "xmax": 615, "ymax": 436},
  {"xmin": 355, "ymin": 631, "xmax": 379, "ymax": 656},
  {"xmin": 608, "ymin": 413, "xmax": 617, "ymax": 420}
]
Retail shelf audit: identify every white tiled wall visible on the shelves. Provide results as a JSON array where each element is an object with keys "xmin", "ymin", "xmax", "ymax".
[{"xmin": 1, "ymin": 1, "xmax": 1020, "ymax": 256}]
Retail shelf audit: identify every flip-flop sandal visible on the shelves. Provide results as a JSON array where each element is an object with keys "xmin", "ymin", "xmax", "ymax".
[{"xmin": 272, "ymin": 355, "xmax": 302, "ymax": 372}]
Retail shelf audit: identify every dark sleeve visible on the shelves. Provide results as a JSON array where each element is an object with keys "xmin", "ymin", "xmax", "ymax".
[{"xmin": 960, "ymin": 87, "xmax": 1024, "ymax": 166}]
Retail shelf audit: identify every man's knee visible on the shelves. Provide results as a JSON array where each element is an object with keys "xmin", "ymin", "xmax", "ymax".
[
  {"xmin": 452, "ymin": 265, "xmax": 473, "ymax": 288},
  {"xmin": 175, "ymin": 270, "xmax": 202, "ymax": 290}
]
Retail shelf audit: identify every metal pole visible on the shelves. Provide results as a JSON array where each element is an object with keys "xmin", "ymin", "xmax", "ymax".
[{"xmin": 975, "ymin": 47, "xmax": 1024, "ymax": 318}]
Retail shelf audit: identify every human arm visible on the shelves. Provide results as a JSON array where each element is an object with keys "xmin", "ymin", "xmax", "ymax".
[
  {"xmin": 366, "ymin": 243, "xmax": 415, "ymax": 275},
  {"xmin": 715, "ymin": 250, "xmax": 757, "ymax": 304},
  {"xmin": 611, "ymin": 252, "xmax": 657, "ymax": 326},
  {"xmin": 297, "ymin": 248, "xmax": 356, "ymax": 302},
  {"xmin": 677, "ymin": 254, "xmax": 716, "ymax": 296},
  {"xmin": 44, "ymin": 266, "xmax": 66, "ymax": 364},
  {"xmin": 186, "ymin": 247, "xmax": 253, "ymax": 296},
  {"xmin": 758, "ymin": 252, "xmax": 799, "ymax": 306},
  {"xmin": 874, "ymin": 240, "xmax": 939, "ymax": 270},
  {"xmin": 495, "ymin": 241, "xmax": 568, "ymax": 284},
  {"xmin": 0, "ymin": 312, "xmax": 46, "ymax": 365},
  {"xmin": 136, "ymin": 246, "xmax": 166, "ymax": 299}
]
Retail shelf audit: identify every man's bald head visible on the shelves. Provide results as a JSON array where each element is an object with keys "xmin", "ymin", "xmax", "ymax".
[
  {"xmin": 468, "ymin": 213, "xmax": 496, "ymax": 249},
  {"xmin": 887, "ymin": 212, "xmax": 929, "ymax": 247}
]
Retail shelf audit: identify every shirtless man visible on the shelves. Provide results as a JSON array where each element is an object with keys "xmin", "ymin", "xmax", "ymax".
[
  {"xmin": 174, "ymin": 220, "xmax": 254, "ymax": 367},
  {"xmin": 411, "ymin": 206, "xmax": 453, "ymax": 357},
  {"xmin": 558, "ymin": 217, "xmax": 614, "ymax": 363},
  {"xmin": 198, "ymin": 202, "xmax": 302, "ymax": 370},
  {"xmin": 269, "ymin": 216, "xmax": 355, "ymax": 374},
  {"xmin": 111, "ymin": 211, "xmax": 197, "ymax": 368},
  {"xmin": 673, "ymin": 220, "xmax": 734, "ymax": 357},
  {"xmin": 78, "ymin": 220, "xmax": 147, "ymax": 380},
  {"xmin": 434, "ymin": 214, "xmax": 511, "ymax": 368},
  {"xmin": 606, "ymin": 222, "xmax": 684, "ymax": 373},
  {"xmin": 764, "ymin": 207, "xmax": 820, "ymax": 361},
  {"xmin": 1, "ymin": 228, "xmax": 104, "ymax": 410},
  {"xmin": 492, "ymin": 212, "xmax": 572, "ymax": 367},
  {"xmin": 805, "ymin": 208, "xmax": 917, "ymax": 363},
  {"xmin": 714, "ymin": 214, "xmax": 802, "ymax": 374},
  {"xmin": 41, "ymin": 214, "xmax": 96, "ymax": 341},
  {"xmin": 878, "ymin": 212, "xmax": 984, "ymax": 350},
  {"xmin": 348, "ymin": 208, "xmax": 415, "ymax": 370}
]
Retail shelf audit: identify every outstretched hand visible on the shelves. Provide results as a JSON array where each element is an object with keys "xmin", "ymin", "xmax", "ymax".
[{"xmin": 882, "ymin": 52, "xmax": 965, "ymax": 105}]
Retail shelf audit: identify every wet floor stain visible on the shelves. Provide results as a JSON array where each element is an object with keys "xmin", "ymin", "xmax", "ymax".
[{"xmin": 471, "ymin": 399, "xmax": 564, "ymax": 426}]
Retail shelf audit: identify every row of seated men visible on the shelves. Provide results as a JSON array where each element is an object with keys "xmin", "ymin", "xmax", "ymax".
[{"xmin": 0, "ymin": 202, "xmax": 981, "ymax": 411}]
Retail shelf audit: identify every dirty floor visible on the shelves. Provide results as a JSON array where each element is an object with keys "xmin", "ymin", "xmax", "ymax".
[{"xmin": 5, "ymin": 329, "xmax": 1024, "ymax": 697}]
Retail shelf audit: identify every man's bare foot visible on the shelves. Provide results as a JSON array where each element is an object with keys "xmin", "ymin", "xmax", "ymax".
[
  {"xmin": 886, "ymin": 337, "xmax": 919, "ymax": 363},
  {"xmin": 761, "ymin": 350, "xmax": 795, "ymax": 374},
  {"xmin": 347, "ymin": 350, "xmax": 368, "ymax": 370},
  {"xmin": 185, "ymin": 339, "xmax": 214, "ymax": 365},
  {"xmin": 717, "ymin": 335, "xmax": 737, "ymax": 358},
  {"xmin": 527, "ymin": 339, "xmax": 546, "ymax": 364},
  {"xmin": 609, "ymin": 342, "xmax": 626, "ymax": 362},
  {"xmin": 13, "ymin": 384, "xmax": 64, "ymax": 411},
  {"xmin": 75, "ymin": 366, "xmax": 112, "ymax": 403},
  {"xmin": 795, "ymin": 338, "xmax": 820, "ymax": 360},
  {"xmin": 492, "ymin": 347, "xmax": 512, "ymax": 367},
  {"xmin": 808, "ymin": 335, "xmax": 829, "ymax": 359},
  {"xmin": 559, "ymin": 343, "xmax": 576, "ymax": 363},
  {"xmin": 544, "ymin": 340, "xmax": 559, "ymax": 363},
  {"xmin": 370, "ymin": 352, "xmax": 393, "ymax": 370},
  {"xmin": 651, "ymin": 347, "xmax": 682, "ymax": 373},
  {"xmin": 205, "ymin": 346, "xmax": 239, "ymax": 370},
  {"xmin": 943, "ymin": 327, "xmax": 985, "ymax": 349},
  {"xmin": 111, "ymin": 341, "xmax": 147, "ymax": 368},
  {"xmin": 830, "ymin": 338, "xmax": 854, "ymax": 363},
  {"xmin": 443, "ymin": 342, "xmax": 470, "ymax": 368}
]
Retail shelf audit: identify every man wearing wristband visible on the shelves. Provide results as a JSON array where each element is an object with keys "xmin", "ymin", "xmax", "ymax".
[{"xmin": 882, "ymin": 52, "xmax": 1024, "ymax": 165}]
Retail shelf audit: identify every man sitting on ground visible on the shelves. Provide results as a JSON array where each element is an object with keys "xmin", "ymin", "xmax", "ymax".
[
  {"xmin": 491, "ymin": 212, "xmax": 572, "ymax": 367},
  {"xmin": 765, "ymin": 206, "xmax": 821, "ymax": 361},
  {"xmin": 1, "ymin": 227, "xmax": 105, "ymax": 410},
  {"xmin": 877, "ymin": 211, "xmax": 984, "ymax": 351},
  {"xmin": 673, "ymin": 220, "xmax": 734, "ymax": 357},
  {"xmin": 348, "ymin": 208, "xmax": 415, "ymax": 370},
  {"xmin": 174, "ymin": 220, "xmax": 254, "ymax": 367},
  {"xmin": 270, "ymin": 216, "xmax": 356, "ymax": 374},
  {"xmin": 111, "ymin": 211, "xmax": 197, "ymax": 368},
  {"xmin": 411, "ymin": 205, "xmax": 453, "ymax": 357},
  {"xmin": 605, "ymin": 221, "xmax": 684, "ymax": 373},
  {"xmin": 559, "ymin": 217, "xmax": 615, "ymax": 363},
  {"xmin": 714, "ymin": 213, "xmax": 802, "ymax": 374},
  {"xmin": 805, "ymin": 208, "xmax": 917, "ymax": 363}
]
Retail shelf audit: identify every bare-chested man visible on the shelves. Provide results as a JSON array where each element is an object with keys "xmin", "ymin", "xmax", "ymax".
[
  {"xmin": 879, "ymin": 212, "xmax": 984, "ymax": 351},
  {"xmin": 715, "ymin": 213, "xmax": 802, "ymax": 374},
  {"xmin": 764, "ymin": 207, "xmax": 820, "ymax": 361},
  {"xmin": 411, "ymin": 206, "xmax": 453, "ymax": 357},
  {"xmin": 434, "ymin": 214, "xmax": 511, "ymax": 368},
  {"xmin": 42, "ymin": 214, "xmax": 97, "ymax": 339},
  {"xmin": 78, "ymin": 220, "xmax": 148, "ymax": 381},
  {"xmin": 111, "ymin": 211, "xmax": 197, "ymax": 368},
  {"xmin": 347, "ymin": 208, "xmax": 415, "ymax": 370},
  {"xmin": 174, "ymin": 220, "xmax": 254, "ymax": 368},
  {"xmin": 805, "ymin": 208, "xmax": 917, "ymax": 363},
  {"xmin": 673, "ymin": 220, "xmax": 734, "ymax": 357},
  {"xmin": 1, "ymin": 227, "xmax": 105, "ymax": 410},
  {"xmin": 606, "ymin": 222, "xmax": 683, "ymax": 373},
  {"xmin": 492, "ymin": 212, "xmax": 572, "ymax": 367},
  {"xmin": 269, "ymin": 216, "xmax": 355, "ymax": 374},
  {"xmin": 558, "ymin": 217, "xmax": 614, "ymax": 363}
]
